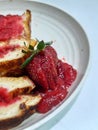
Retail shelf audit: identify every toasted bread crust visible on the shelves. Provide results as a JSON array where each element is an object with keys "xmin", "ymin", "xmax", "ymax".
[
  {"xmin": 0, "ymin": 10, "xmax": 40, "ymax": 130},
  {"xmin": 9, "ymin": 86, "xmax": 33, "ymax": 98},
  {"xmin": 0, "ymin": 108, "xmax": 35, "ymax": 130},
  {"xmin": 0, "ymin": 95, "xmax": 41, "ymax": 130},
  {"xmin": 0, "ymin": 53, "xmax": 30, "ymax": 77},
  {"xmin": 23, "ymin": 10, "xmax": 31, "ymax": 39},
  {"xmin": 0, "ymin": 10, "xmax": 31, "ymax": 77},
  {"xmin": 0, "ymin": 76, "xmax": 36, "ymax": 100}
]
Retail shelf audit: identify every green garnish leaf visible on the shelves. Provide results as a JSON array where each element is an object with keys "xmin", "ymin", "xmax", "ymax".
[
  {"xmin": 37, "ymin": 40, "xmax": 45, "ymax": 50},
  {"xmin": 21, "ymin": 52, "xmax": 36, "ymax": 68},
  {"xmin": 21, "ymin": 39, "xmax": 53, "ymax": 68}
]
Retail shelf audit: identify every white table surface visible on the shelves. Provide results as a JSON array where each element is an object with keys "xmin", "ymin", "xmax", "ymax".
[{"xmin": 31, "ymin": 0, "xmax": 98, "ymax": 130}]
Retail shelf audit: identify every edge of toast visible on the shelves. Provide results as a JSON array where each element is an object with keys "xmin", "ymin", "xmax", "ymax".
[{"xmin": 0, "ymin": 95, "xmax": 41, "ymax": 130}]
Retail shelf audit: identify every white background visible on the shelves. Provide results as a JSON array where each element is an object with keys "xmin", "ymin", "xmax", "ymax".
[{"xmin": 32, "ymin": 0, "xmax": 98, "ymax": 130}]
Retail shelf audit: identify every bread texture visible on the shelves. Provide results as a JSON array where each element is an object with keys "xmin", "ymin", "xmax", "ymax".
[
  {"xmin": 22, "ymin": 10, "xmax": 31, "ymax": 39},
  {"xmin": 0, "ymin": 10, "xmax": 42, "ymax": 129},
  {"xmin": 0, "ymin": 95, "xmax": 41, "ymax": 130},
  {"xmin": 0, "ymin": 10, "xmax": 31, "ymax": 77},
  {"xmin": 0, "ymin": 76, "xmax": 35, "ymax": 98},
  {"xmin": 0, "ymin": 76, "xmax": 41, "ymax": 129}
]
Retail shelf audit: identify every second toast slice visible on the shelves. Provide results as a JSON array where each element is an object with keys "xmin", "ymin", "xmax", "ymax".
[{"xmin": 0, "ymin": 76, "xmax": 35, "ymax": 99}]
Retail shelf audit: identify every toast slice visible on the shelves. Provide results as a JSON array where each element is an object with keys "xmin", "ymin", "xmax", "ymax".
[
  {"xmin": 0, "ymin": 10, "xmax": 31, "ymax": 76},
  {"xmin": 0, "ymin": 76, "xmax": 41, "ymax": 129},
  {"xmin": 0, "ymin": 76, "xmax": 35, "ymax": 99},
  {"xmin": 0, "ymin": 95, "xmax": 41, "ymax": 130}
]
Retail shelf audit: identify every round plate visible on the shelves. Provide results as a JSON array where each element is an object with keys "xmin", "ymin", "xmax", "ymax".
[{"xmin": 0, "ymin": 0, "xmax": 90, "ymax": 130}]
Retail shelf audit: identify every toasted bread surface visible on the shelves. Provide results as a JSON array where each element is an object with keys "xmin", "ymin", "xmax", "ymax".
[
  {"xmin": 22, "ymin": 10, "xmax": 31, "ymax": 39},
  {"xmin": 0, "ymin": 52, "xmax": 30, "ymax": 77},
  {"xmin": 0, "ymin": 76, "xmax": 35, "ymax": 98},
  {"xmin": 0, "ymin": 10, "xmax": 31, "ymax": 77},
  {"xmin": 0, "ymin": 10, "xmax": 41, "ymax": 130},
  {"xmin": 0, "ymin": 95, "xmax": 41, "ymax": 130}
]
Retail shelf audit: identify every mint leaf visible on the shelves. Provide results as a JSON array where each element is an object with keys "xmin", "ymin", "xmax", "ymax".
[
  {"xmin": 21, "ymin": 51, "xmax": 36, "ymax": 68},
  {"xmin": 21, "ymin": 39, "xmax": 53, "ymax": 68},
  {"xmin": 37, "ymin": 40, "xmax": 45, "ymax": 50}
]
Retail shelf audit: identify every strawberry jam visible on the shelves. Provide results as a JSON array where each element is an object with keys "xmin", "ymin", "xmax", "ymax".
[
  {"xmin": 0, "ymin": 87, "xmax": 20, "ymax": 107},
  {"xmin": 0, "ymin": 14, "xmax": 23, "ymax": 41},
  {"xmin": 0, "ymin": 44, "xmax": 20, "ymax": 58},
  {"xmin": 37, "ymin": 86, "xmax": 68, "ymax": 113},
  {"xmin": 26, "ymin": 46, "xmax": 77, "ymax": 113}
]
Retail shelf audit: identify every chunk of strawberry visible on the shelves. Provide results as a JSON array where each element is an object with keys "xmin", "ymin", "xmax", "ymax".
[
  {"xmin": 26, "ymin": 46, "xmax": 58, "ymax": 90},
  {"xmin": 26, "ymin": 54, "xmax": 49, "ymax": 90},
  {"xmin": 41, "ymin": 46, "xmax": 58, "ymax": 90}
]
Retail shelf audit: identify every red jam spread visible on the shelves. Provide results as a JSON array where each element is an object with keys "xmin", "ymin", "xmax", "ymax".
[
  {"xmin": 0, "ymin": 44, "xmax": 20, "ymax": 58},
  {"xmin": 0, "ymin": 87, "xmax": 20, "ymax": 107},
  {"xmin": 0, "ymin": 15, "xmax": 23, "ymax": 41},
  {"xmin": 26, "ymin": 46, "xmax": 77, "ymax": 113}
]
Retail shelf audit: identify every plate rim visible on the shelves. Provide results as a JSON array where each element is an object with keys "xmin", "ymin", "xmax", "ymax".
[
  {"xmin": 25, "ymin": 1, "xmax": 91, "ymax": 129},
  {"xmin": 0, "ymin": 0, "xmax": 91, "ymax": 130}
]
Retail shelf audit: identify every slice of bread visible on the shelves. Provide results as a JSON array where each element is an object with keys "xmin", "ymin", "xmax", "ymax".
[
  {"xmin": 0, "ymin": 76, "xmax": 35, "ymax": 98},
  {"xmin": 0, "ymin": 10, "xmax": 31, "ymax": 77},
  {"xmin": 0, "ymin": 94, "xmax": 41, "ymax": 130},
  {"xmin": 0, "ymin": 76, "xmax": 41, "ymax": 129},
  {"xmin": 0, "ymin": 10, "xmax": 42, "ymax": 129}
]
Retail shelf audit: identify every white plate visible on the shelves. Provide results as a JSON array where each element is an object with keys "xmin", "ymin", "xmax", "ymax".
[{"xmin": 0, "ymin": 0, "xmax": 90, "ymax": 130}]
